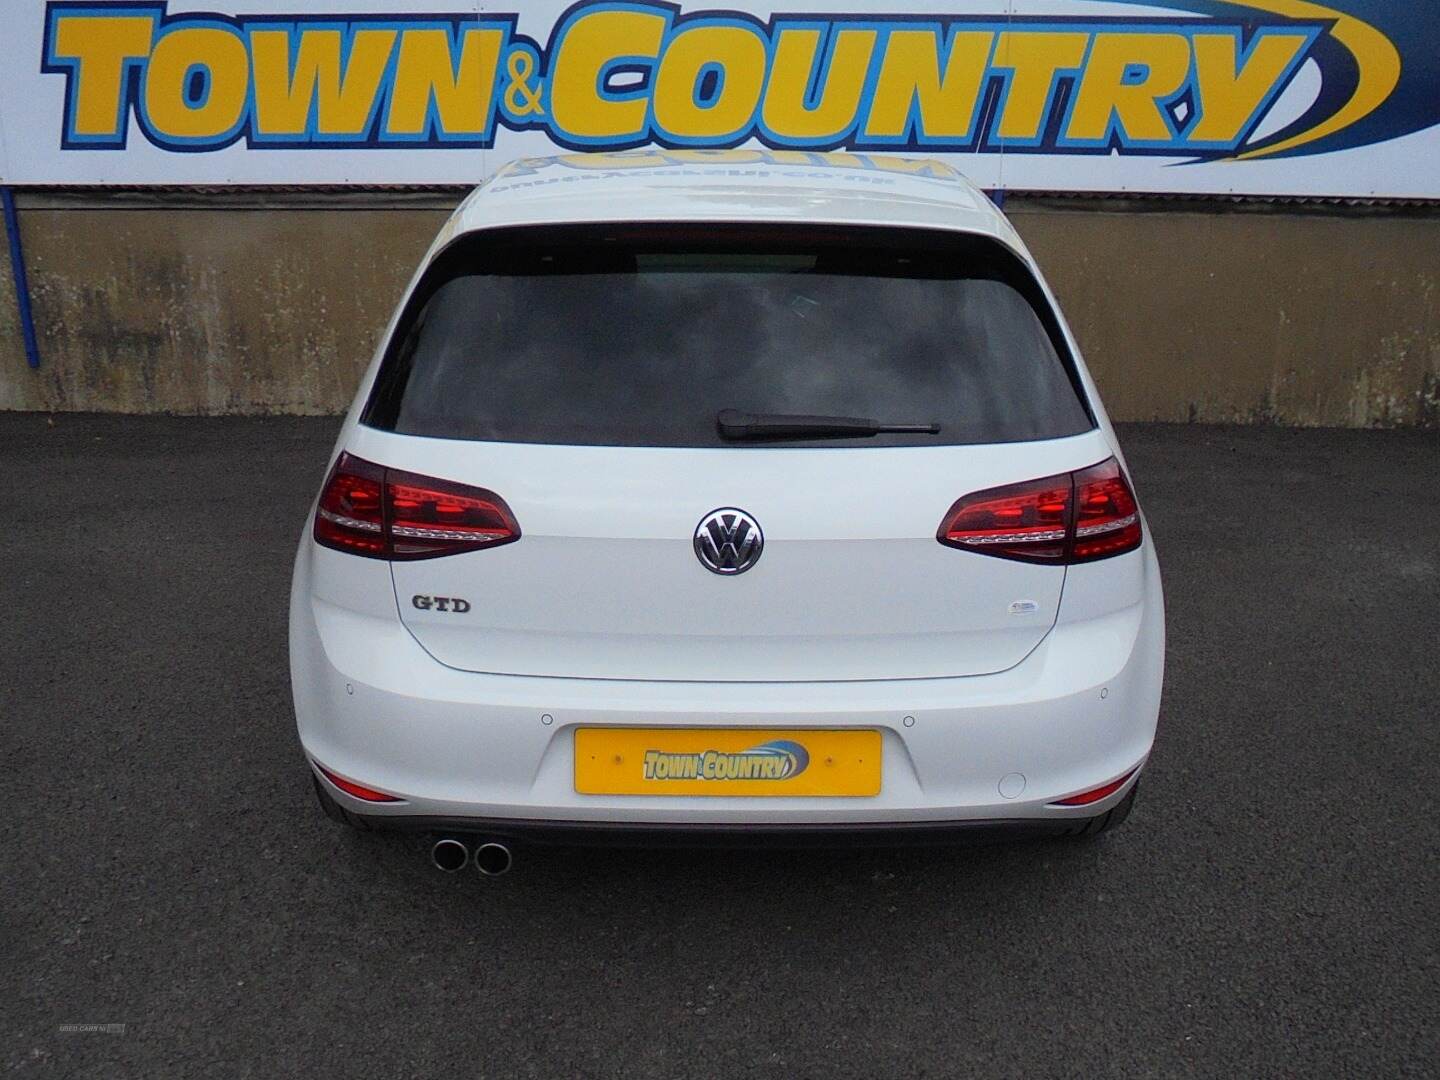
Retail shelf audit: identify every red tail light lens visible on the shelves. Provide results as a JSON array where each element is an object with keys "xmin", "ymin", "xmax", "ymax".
[
  {"xmin": 1071, "ymin": 458, "xmax": 1142, "ymax": 562},
  {"xmin": 938, "ymin": 457, "xmax": 1141, "ymax": 564},
  {"xmin": 313, "ymin": 452, "xmax": 519, "ymax": 560},
  {"xmin": 314, "ymin": 454, "xmax": 385, "ymax": 557},
  {"xmin": 938, "ymin": 474, "xmax": 1073, "ymax": 562},
  {"xmin": 386, "ymin": 468, "xmax": 519, "ymax": 559}
]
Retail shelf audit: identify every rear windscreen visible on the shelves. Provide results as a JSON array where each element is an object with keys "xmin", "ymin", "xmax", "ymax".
[{"xmin": 362, "ymin": 225, "xmax": 1093, "ymax": 447}]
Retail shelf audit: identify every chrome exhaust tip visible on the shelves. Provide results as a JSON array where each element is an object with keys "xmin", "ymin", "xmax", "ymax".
[
  {"xmin": 431, "ymin": 837, "xmax": 469, "ymax": 873},
  {"xmin": 474, "ymin": 841, "xmax": 513, "ymax": 877}
]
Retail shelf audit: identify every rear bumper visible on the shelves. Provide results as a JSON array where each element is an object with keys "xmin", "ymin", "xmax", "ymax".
[
  {"xmin": 327, "ymin": 808, "xmax": 1113, "ymax": 847},
  {"xmin": 291, "ymin": 541, "xmax": 1163, "ymax": 830}
]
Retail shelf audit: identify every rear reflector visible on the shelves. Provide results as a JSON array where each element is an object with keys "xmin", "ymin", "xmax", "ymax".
[
  {"xmin": 315, "ymin": 764, "xmax": 404, "ymax": 803},
  {"xmin": 938, "ymin": 456, "xmax": 1142, "ymax": 564},
  {"xmin": 1050, "ymin": 769, "xmax": 1138, "ymax": 806},
  {"xmin": 314, "ymin": 452, "xmax": 520, "ymax": 561}
]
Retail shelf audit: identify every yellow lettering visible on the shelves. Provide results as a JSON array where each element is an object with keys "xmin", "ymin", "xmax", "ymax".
[
  {"xmin": 557, "ymin": 151, "xmax": 669, "ymax": 169},
  {"xmin": 864, "ymin": 29, "xmax": 993, "ymax": 141},
  {"xmin": 1188, "ymin": 32, "xmax": 1308, "ymax": 144},
  {"xmin": 51, "ymin": 16, "xmax": 156, "ymax": 139},
  {"xmin": 250, "ymin": 28, "xmax": 397, "ymax": 137},
  {"xmin": 993, "ymin": 31, "xmax": 1089, "ymax": 142},
  {"xmin": 143, "ymin": 28, "xmax": 249, "ymax": 140},
  {"xmin": 763, "ymin": 150, "xmax": 827, "ymax": 165},
  {"xmin": 761, "ymin": 27, "xmax": 878, "ymax": 142},
  {"xmin": 1065, "ymin": 32, "xmax": 1192, "ymax": 143},
  {"xmin": 664, "ymin": 149, "xmax": 766, "ymax": 164},
  {"xmin": 384, "ymin": 28, "xmax": 504, "ymax": 137},
  {"xmin": 549, "ymin": 9, "xmax": 667, "ymax": 141},
  {"xmin": 865, "ymin": 155, "xmax": 961, "ymax": 179},
  {"xmin": 653, "ymin": 24, "xmax": 767, "ymax": 140}
]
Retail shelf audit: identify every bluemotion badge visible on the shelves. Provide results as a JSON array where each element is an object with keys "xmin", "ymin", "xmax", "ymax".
[{"xmin": 642, "ymin": 740, "xmax": 810, "ymax": 782}]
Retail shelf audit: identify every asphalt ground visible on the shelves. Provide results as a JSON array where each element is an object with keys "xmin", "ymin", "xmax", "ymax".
[{"xmin": 3, "ymin": 415, "xmax": 1437, "ymax": 1078}]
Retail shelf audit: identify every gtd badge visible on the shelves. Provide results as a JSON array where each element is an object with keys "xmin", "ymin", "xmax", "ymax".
[
  {"xmin": 694, "ymin": 509, "xmax": 763, "ymax": 576},
  {"xmin": 412, "ymin": 595, "xmax": 471, "ymax": 613}
]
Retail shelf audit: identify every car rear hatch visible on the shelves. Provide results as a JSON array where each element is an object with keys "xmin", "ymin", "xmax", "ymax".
[{"xmin": 354, "ymin": 222, "xmax": 1101, "ymax": 682}]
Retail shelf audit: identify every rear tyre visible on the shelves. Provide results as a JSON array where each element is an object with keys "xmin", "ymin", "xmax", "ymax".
[
  {"xmin": 311, "ymin": 773, "xmax": 372, "ymax": 831},
  {"xmin": 1068, "ymin": 782, "xmax": 1138, "ymax": 838}
]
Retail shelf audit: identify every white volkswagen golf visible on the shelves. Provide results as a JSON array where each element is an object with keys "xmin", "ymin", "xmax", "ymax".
[{"xmin": 290, "ymin": 150, "xmax": 1164, "ymax": 875}]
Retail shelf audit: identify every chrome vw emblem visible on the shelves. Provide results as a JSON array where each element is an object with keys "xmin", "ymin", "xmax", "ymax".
[{"xmin": 694, "ymin": 508, "xmax": 764, "ymax": 575}]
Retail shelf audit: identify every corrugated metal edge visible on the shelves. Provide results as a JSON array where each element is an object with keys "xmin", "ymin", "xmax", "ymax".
[
  {"xmin": 9, "ymin": 183, "xmax": 1439, "ymax": 201},
  {"xmin": 1006, "ymin": 190, "xmax": 1440, "ymax": 208},
  {"xmin": 13, "ymin": 184, "xmax": 472, "ymax": 193},
  {"xmin": 10, "ymin": 185, "xmax": 470, "ymax": 210}
]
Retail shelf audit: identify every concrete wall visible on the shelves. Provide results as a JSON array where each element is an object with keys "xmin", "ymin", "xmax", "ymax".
[
  {"xmin": 1009, "ymin": 200, "xmax": 1440, "ymax": 428},
  {"xmin": 1, "ymin": 190, "xmax": 1437, "ymax": 425},
  {"xmin": 0, "ymin": 192, "xmax": 449, "ymax": 416}
]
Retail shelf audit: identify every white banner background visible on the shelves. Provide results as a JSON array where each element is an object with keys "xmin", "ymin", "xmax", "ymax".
[{"xmin": 1, "ymin": 0, "xmax": 1435, "ymax": 195}]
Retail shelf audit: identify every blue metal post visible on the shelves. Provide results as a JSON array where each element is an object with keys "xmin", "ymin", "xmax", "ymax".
[{"xmin": 2, "ymin": 185, "xmax": 41, "ymax": 370}]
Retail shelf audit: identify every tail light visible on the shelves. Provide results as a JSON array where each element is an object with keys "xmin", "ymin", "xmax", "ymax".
[
  {"xmin": 938, "ymin": 456, "xmax": 1141, "ymax": 564},
  {"xmin": 1071, "ymin": 458, "xmax": 1142, "ymax": 561},
  {"xmin": 313, "ymin": 452, "xmax": 519, "ymax": 560}
]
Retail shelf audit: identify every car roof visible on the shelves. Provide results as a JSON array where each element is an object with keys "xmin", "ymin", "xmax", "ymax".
[{"xmin": 447, "ymin": 149, "xmax": 1018, "ymax": 244}]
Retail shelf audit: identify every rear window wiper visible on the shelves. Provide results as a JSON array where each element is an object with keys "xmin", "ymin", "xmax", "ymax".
[{"xmin": 717, "ymin": 408, "xmax": 941, "ymax": 441}]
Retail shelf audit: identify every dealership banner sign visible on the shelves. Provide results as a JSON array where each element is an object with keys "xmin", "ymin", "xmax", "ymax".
[{"xmin": 0, "ymin": 0, "xmax": 1435, "ymax": 195}]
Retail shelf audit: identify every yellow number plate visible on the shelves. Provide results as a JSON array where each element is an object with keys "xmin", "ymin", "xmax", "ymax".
[{"xmin": 574, "ymin": 728, "xmax": 881, "ymax": 797}]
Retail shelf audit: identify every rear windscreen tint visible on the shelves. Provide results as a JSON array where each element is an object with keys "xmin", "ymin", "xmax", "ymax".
[{"xmin": 362, "ymin": 225, "xmax": 1093, "ymax": 447}]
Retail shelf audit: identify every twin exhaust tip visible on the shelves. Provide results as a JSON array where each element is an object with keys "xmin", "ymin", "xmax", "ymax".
[{"xmin": 430, "ymin": 837, "xmax": 513, "ymax": 877}]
